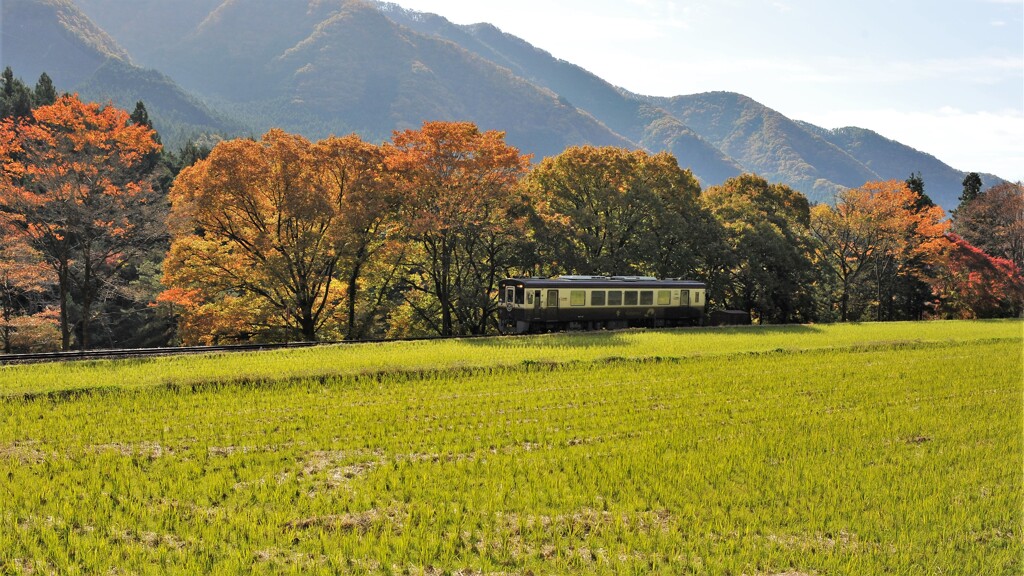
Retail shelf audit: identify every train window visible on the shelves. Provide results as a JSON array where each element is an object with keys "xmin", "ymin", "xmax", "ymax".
[
  {"xmin": 624, "ymin": 291, "xmax": 638, "ymax": 306},
  {"xmin": 657, "ymin": 290, "xmax": 671, "ymax": 305},
  {"xmin": 526, "ymin": 292, "xmax": 534, "ymax": 305},
  {"xmin": 695, "ymin": 292, "xmax": 702, "ymax": 304},
  {"xmin": 591, "ymin": 291, "xmax": 606, "ymax": 306},
  {"xmin": 639, "ymin": 291, "xmax": 654, "ymax": 306},
  {"xmin": 570, "ymin": 290, "xmax": 586, "ymax": 306},
  {"xmin": 680, "ymin": 290, "xmax": 690, "ymax": 306},
  {"xmin": 607, "ymin": 291, "xmax": 622, "ymax": 306},
  {"xmin": 547, "ymin": 290, "xmax": 559, "ymax": 307}
]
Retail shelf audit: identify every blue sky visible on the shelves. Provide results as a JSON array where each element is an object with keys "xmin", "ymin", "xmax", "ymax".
[{"xmin": 392, "ymin": 0, "xmax": 1023, "ymax": 182}]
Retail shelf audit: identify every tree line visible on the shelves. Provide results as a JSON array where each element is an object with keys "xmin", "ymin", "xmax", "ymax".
[{"xmin": 0, "ymin": 70, "xmax": 1021, "ymax": 350}]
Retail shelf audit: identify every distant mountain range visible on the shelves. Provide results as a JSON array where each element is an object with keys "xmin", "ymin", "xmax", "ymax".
[{"xmin": 1, "ymin": 0, "xmax": 1004, "ymax": 209}]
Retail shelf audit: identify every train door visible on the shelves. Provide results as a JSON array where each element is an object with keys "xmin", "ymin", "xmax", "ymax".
[{"xmin": 544, "ymin": 289, "xmax": 559, "ymax": 322}]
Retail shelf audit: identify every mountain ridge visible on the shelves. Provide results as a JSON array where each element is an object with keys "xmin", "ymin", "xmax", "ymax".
[{"xmin": 3, "ymin": 0, "xmax": 1000, "ymax": 209}]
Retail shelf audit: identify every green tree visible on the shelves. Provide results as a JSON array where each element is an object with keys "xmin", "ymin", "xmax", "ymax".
[
  {"xmin": 905, "ymin": 171, "xmax": 934, "ymax": 210},
  {"xmin": 0, "ymin": 67, "xmax": 33, "ymax": 120},
  {"xmin": 958, "ymin": 172, "xmax": 983, "ymax": 207},
  {"xmin": 32, "ymin": 73, "xmax": 57, "ymax": 107},
  {"xmin": 703, "ymin": 174, "xmax": 816, "ymax": 323}
]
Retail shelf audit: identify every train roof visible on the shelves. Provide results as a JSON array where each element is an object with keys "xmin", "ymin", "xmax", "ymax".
[{"xmin": 500, "ymin": 276, "xmax": 705, "ymax": 289}]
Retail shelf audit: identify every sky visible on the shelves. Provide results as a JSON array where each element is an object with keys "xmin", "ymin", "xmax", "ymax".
[{"xmin": 390, "ymin": 0, "xmax": 1023, "ymax": 182}]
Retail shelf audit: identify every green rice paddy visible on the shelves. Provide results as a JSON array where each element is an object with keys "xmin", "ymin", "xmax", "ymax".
[{"xmin": 0, "ymin": 320, "xmax": 1020, "ymax": 574}]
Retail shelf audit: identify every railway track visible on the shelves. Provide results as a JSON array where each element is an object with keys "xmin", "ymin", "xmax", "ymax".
[{"xmin": 0, "ymin": 335, "xmax": 480, "ymax": 365}]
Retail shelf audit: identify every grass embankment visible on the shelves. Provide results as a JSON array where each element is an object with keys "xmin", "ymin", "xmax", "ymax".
[{"xmin": 0, "ymin": 320, "xmax": 1020, "ymax": 574}]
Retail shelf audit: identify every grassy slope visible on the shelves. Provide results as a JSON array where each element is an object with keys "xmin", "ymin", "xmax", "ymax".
[{"xmin": 0, "ymin": 320, "xmax": 1020, "ymax": 574}]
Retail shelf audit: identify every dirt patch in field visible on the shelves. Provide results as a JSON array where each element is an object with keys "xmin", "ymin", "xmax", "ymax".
[
  {"xmin": 0, "ymin": 441, "xmax": 46, "ymax": 463},
  {"xmin": 90, "ymin": 441, "xmax": 167, "ymax": 460},
  {"xmin": 283, "ymin": 508, "xmax": 400, "ymax": 534}
]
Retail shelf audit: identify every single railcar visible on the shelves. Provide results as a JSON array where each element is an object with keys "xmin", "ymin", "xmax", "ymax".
[{"xmin": 497, "ymin": 276, "xmax": 706, "ymax": 334}]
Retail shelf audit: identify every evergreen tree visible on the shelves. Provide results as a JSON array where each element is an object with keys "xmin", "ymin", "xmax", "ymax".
[
  {"xmin": 1, "ymin": 67, "xmax": 33, "ymax": 119},
  {"xmin": 905, "ymin": 171, "xmax": 935, "ymax": 210},
  {"xmin": 33, "ymin": 73, "xmax": 57, "ymax": 107},
  {"xmin": 959, "ymin": 172, "xmax": 982, "ymax": 206}
]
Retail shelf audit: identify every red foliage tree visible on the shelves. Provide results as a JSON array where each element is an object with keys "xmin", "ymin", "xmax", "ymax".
[{"xmin": 931, "ymin": 233, "xmax": 1024, "ymax": 318}]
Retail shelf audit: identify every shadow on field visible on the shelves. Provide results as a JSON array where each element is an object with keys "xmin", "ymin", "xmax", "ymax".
[
  {"xmin": 467, "ymin": 323, "xmax": 824, "ymax": 349},
  {"xmin": 701, "ymin": 323, "xmax": 824, "ymax": 335}
]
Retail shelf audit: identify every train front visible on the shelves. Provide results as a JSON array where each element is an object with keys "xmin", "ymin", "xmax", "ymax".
[{"xmin": 497, "ymin": 278, "xmax": 527, "ymax": 334}]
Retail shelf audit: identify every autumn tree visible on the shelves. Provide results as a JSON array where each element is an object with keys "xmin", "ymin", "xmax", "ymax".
[
  {"xmin": 951, "ymin": 181, "xmax": 1023, "ymax": 271},
  {"xmin": 162, "ymin": 129, "xmax": 394, "ymax": 343},
  {"xmin": 930, "ymin": 233, "xmax": 1024, "ymax": 318},
  {"xmin": 810, "ymin": 180, "xmax": 947, "ymax": 321},
  {"xmin": 313, "ymin": 135, "xmax": 401, "ymax": 340},
  {"xmin": 0, "ymin": 220, "xmax": 55, "ymax": 352},
  {"xmin": 0, "ymin": 94, "xmax": 163, "ymax": 350},
  {"xmin": 386, "ymin": 122, "xmax": 532, "ymax": 336},
  {"xmin": 703, "ymin": 174, "xmax": 816, "ymax": 323}
]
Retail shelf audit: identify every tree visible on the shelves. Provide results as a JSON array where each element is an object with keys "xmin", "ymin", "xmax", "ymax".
[
  {"xmin": 386, "ymin": 122, "xmax": 531, "ymax": 336},
  {"xmin": 702, "ymin": 174, "xmax": 816, "ymax": 323},
  {"xmin": 162, "ymin": 129, "xmax": 392, "ymax": 343},
  {"xmin": 930, "ymin": 233, "xmax": 1024, "ymax": 318},
  {"xmin": 32, "ymin": 73, "xmax": 57, "ymax": 107},
  {"xmin": 0, "ymin": 222, "xmax": 54, "ymax": 352},
  {"xmin": 905, "ymin": 171, "xmax": 934, "ymax": 210},
  {"xmin": 0, "ymin": 67, "xmax": 33, "ymax": 120},
  {"xmin": 525, "ymin": 146, "xmax": 720, "ymax": 278},
  {"xmin": 810, "ymin": 181, "xmax": 947, "ymax": 321},
  {"xmin": 0, "ymin": 94, "xmax": 163, "ymax": 349},
  {"xmin": 959, "ymin": 172, "xmax": 983, "ymax": 207},
  {"xmin": 952, "ymin": 181, "xmax": 1023, "ymax": 271},
  {"xmin": 314, "ymin": 134, "xmax": 401, "ymax": 340}
]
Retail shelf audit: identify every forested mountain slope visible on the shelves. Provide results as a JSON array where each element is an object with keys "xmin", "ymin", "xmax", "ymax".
[{"xmin": 5, "ymin": 0, "xmax": 1000, "ymax": 208}]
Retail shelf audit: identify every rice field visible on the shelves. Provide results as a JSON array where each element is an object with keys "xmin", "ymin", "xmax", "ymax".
[{"xmin": 0, "ymin": 320, "xmax": 1020, "ymax": 574}]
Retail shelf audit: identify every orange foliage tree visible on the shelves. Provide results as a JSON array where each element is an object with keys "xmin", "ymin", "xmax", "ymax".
[
  {"xmin": 162, "ymin": 130, "xmax": 394, "ymax": 343},
  {"xmin": 386, "ymin": 122, "xmax": 532, "ymax": 336},
  {"xmin": 0, "ymin": 94, "xmax": 162, "ymax": 349},
  {"xmin": 810, "ymin": 180, "xmax": 947, "ymax": 321}
]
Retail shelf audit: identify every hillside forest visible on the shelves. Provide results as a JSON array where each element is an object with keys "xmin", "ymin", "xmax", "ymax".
[{"xmin": 1, "ymin": 70, "xmax": 1021, "ymax": 351}]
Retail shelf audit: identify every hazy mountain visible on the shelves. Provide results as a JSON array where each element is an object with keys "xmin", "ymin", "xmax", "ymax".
[
  {"xmin": 374, "ymin": 1, "xmax": 744, "ymax": 187},
  {"xmin": 649, "ymin": 92, "xmax": 881, "ymax": 201},
  {"xmin": 372, "ymin": 2, "xmax": 982, "ymax": 206},
  {"xmin": 797, "ymin": 122, "xmax": 1005, "ymax": 208},
  {"xmin": 9, "ymin": 0, "xmax": 996, "ymax": 209},
  {"xmin": 1, "ymin": 0, "xmax": 130, "ymax": 88},
  {"xmin": 1, "ymin": 0, "xmax": 237, "ymax": 149}
]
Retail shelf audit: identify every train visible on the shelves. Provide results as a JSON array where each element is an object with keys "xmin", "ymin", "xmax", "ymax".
[{"xmin": 497, "ymin": 276, "xmax": 706, "ymax": 334}]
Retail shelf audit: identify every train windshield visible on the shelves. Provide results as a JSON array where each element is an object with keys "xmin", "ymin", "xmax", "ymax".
[{"xmin": 503, "ymin": 286, "xmax": 525, "ymax": 304}]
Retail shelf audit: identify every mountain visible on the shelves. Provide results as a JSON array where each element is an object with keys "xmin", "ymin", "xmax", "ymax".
[
  {"xmin": 1, "ymin": 0, "xmax": 130, "ymax": 88},
  {"xmin": 374, "ymin": 2, "xmax": 744, "ymax": 186},
  {"xmin": 9, "ymin": 0, "xmax": 998, "ymax": 209},
  {"xmin": 370, "ymin": 2, "xmax": 988, "ymax": 206},
  {"xmin": 1, "ymin": 0, "xmax": 237, "ymax": 149},
  {"xmin": 796, "ymin": 122, "xmax": 1004, "ymax": 208}
]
